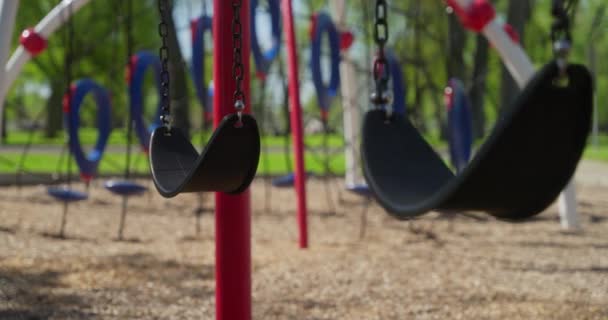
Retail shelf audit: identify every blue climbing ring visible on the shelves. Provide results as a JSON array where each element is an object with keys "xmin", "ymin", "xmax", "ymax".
[
  {"xmin": 251, "ymin": 0, "xmax": 282, "ymax": 78},
  {"xmin": 129, "ymin": 51, "xmax": 163, "ymax": 151},
  {"xmin": 446, "ymin": 78, "xmax": 473, "ymax": 172},
  {"xmin": 64, "ymin": 78, "xmax": 112, "ymax": 181},
  {"xmin": 386, "ymin": 50, "xmax": 406, "ymax": 116},
  {"xmin": 191, "ymin": 15, "xmax": 213, "ymax": 118},
  {"xmin": 310, "ymin": 12, "xmax": 341, "ymax": 117}
]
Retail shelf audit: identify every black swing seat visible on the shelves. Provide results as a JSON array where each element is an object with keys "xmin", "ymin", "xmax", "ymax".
[
  {"xmin": 362, "ymin": 62, "xmax": 592, "ymax": 221},
  {"xmin": 149, "ymin": 113, "xmax": 260, "ymax": 198}
]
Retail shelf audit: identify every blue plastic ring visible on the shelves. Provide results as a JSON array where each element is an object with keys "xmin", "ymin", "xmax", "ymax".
[
  {"xmin": 251, "ymin": 0, "xmax": 282, "ymax": 77},
  {"xmin": 64, "ymin": 78, "xmax": 112, "ymax": 180},
  {"xmin": 310, "ymin": 12, "xmax": 341, "ymax": 113},
  {"xmin": 446, "ymin": 78, "xmax": 473, "ymax": 172},
  {"xmin": 129, "ymin": 51, "xmax": 163, "ymax": 151},
  {"xmin": 386, "ymin": 50, "xmax": 406, "ymax": 115},
  {"xmin": 191, "ymin": 15, "xmax": 213, "ymax": 116}
]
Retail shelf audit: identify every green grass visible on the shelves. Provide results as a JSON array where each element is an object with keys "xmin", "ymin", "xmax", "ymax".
[
  {"xmin": 0, "ymin": 151, "xmax": 346, "ymax": 176},
  {"xmin": 4, "ymin": 131, "xmax": 608, "ymax": 178},
  {"xmin": 5, "ymin": 128, "xmax": 346, "ymax": 149},
  {"xmin": 583, "ymin": 144, "xmax": 608, "ymax": 162}
]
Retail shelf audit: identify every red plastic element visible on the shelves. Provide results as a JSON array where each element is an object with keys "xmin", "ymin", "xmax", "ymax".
[
  {"xmin": 204, "ymin": 111, "xmax": 213, "ymax": 124},
  {"xmin": 80, "ymin": 172, "xmax": 93, "ymax": 183},
  {"xmin": 62, "ymin": 84, "xmax": 76, "ymax": 114},
  {"xmin": 502, "ymin": 23, "xmax": 520, "ymax": 43},
  {"xmin": 444, "ymin": 84, "xmax": 455, "ymax": 112},
  {"xmin": 20, "ymin": 28, "xmax": 47, "ymax": 56},
  {"xmin": 283, "ymin": 0, "xmax": 309, "ymax": 249},
  {"xmin": 320, "ymin": 109, "xmax": 329, "ymax": 122},
  {"xmin": 256, "ymin": 71, "xmax": 267, "ymax": 81},
  {"xmin": 213, "ymin": 0, "xmax": 252, "ymax": 319},
  {"xmin": 340, "ymin": 31, "xmax": 354, "ymax": 51},
  {"xmin": 446, "ymin": 0, "xmax": 495, "ymax": 33},
  {"xmin": 190, "ymin": 18, "xmax": 199, "ymax": 43},
  {"xmin": 126, "ymin": 55, "xmax": 138, "ymax": 84},
  {"xmin": 309, "ymin": 13, "xmax": 318, "ymax": 40}
]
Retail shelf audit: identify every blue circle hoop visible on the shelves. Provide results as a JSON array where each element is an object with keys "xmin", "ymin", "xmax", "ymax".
[
  {"xmin": 386, "ymin": 50, "xmax": 406, "ymax": 116},
  {"xmin": 64, "ymin": 78, "xmax": 112, "ymax": 181},
  {"xmin": 310, "ymin": 12, "xmax": 341, "ymax": 116},
  {"xmin": 129, "ymin": 51, "xmax": 163, "ymax": 151},
  {"xmin": 251, "ymin": 0, "xmax": 282, "ymax": 78},
  {"xmin": 446, "ymin": 78, "xmax": 473, "ymax": 172},
  {"xmin": 191, "ymin": 15, "xmax": 213, "ymax": 119}
]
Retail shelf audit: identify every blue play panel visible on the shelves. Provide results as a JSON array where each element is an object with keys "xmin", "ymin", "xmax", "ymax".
[
  {"xmin": 47, "ymin": 187, "xmax": 88, "ymax": 202},
  {"xmin": 345, "ymin": 183, "xmax": 374, "ymax": 198},
  {"xmin": 271, "ymin": 172, "xmax": 314, "ymax": 188},
  {"xmin": 104, "ymin": 180, "xmax": 148, "ymax": 196}
]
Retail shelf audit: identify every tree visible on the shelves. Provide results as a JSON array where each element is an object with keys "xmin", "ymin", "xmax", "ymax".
[{"xmin": 11, "ymin": 0, "xmax": 159, "ymax": 138}]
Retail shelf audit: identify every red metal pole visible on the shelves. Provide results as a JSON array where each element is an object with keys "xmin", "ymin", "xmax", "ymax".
[
  {"xmin": 281, "ymin": 0, "xmax": 308, "ymax": 249},
  {"xmin": 213, "ymin": 0, "xmax": 251, "ymax": 319}
]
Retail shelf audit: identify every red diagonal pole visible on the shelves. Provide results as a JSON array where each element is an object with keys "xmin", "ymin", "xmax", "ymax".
[
  {"xmin": 213, "ymin": 0, "xmax": 252, "ymax": 319},
  {"xmin": 282, "ymin": 0, "xmax": 309, "ymax": 249}
]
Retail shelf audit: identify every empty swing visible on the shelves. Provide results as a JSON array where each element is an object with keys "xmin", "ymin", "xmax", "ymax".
[
  {"xmin": 149, "ymin": 0, "xmax": 260, "ymax": 198},
  {"xmin": 361, "ymin": 0, "xmax": 592, "ymax": 221}
]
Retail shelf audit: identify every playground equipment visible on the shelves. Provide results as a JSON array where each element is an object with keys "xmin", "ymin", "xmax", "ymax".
[
  {"xmin": 309, "ymin": 11, "xmax": 342, "ymax": 214},
  {"xmin": 190, "ymin": 12, "xmax": 214, "ymax": 234},
  {"xmin": 129, "ymin": 51, "xmax": 163, "ymax": 151},
  {"xmin": 65, "ymin": 79, "xmax": 112, "ymax": 183},
  {"xmin": 148, "ymin": 0, "xmax": 260, "ymax": 198},
  {"xmin": 190, "ymin": 14, "xmax": 213, "ymax": 123},
  {"xmin": 362, "ymin": 0, "xmax": 592, "ymax": 221},
  {"xmin": 251, "ymin": 0, "xmax": 282, "ymax": 79},
  {"xmin": 445, "ymin": 78, "xmax": 473, "ymax": 172},
  {"xmin": 46, "ymin": 3, "xmax": 100, "ymax": 238},
  {"xmin": 282, "ymin": 0, "xmax": 308, "ymax": 249},
  {"xmin": 310, "ymin": 12, "xmax": 341, "ymax": 120},
  {"xmin": 104, "ymin": 0, "xmax": 148, "ymax": 241}
]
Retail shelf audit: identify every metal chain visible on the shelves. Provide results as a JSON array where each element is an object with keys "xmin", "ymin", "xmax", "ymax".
[
  {"xmin": 158, "ymin": 0, "xmax": 171, "ymax": 128},
  {"xmin": 551, "ymin": 0, "xmax": 577, "ymax": 71},
  {"xmin": 65, "ymin": 1, "xmax": 74, "ymax": 95},
  {"xmin": 371, "ymin": 0, "xmax": 391, "ymax": 108},
  {"xmin": 232, "ymin": 0, "xmax": 246, "ymax": 121},
  {"xmin": 64, "ymin": 0, "xmax": 74, "ymax": 187}
]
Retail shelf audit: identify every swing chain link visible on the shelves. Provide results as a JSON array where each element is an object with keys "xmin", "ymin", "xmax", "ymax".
[
  {"xmin": 158, "ymin": 0, "xmax": 171, "ymax": 128},
  {"xmin": 232, "ymin": 0, "xmax": 246, "ymax": 121},
  {"xmin": 551, "ymin": 0, "xmax": 576, "ymax": 73},
  {"xmin": 371, "ymin": 0, "xmax": 391, "ymax": 109}
]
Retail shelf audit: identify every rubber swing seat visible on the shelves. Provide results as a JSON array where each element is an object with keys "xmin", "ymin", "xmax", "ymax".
[
  {"xmin": 47, "ymin": 187, "xmax": 88, "ymax": 202},
  {"xmin": 104, "ymin": 180, "xmax": 147, "ymax": 196},
  {"xmin": 362, "ymin": 62, "xmax": 592, "ymax": 221},
  {"xmin": 149, "ymin": 114, "xmax": 260, "ymax": 198}
]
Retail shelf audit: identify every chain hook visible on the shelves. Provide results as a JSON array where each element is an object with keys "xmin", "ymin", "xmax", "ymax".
[
  {"xmin": 371, "ymin": 0, "xmax": 391, "ymax": 113},
  {"xmin": 157, "ymin": 0, "xmax": 172, "ymax": 133},
  {"xmin": 232, "ymin": 0, "xmax": 246, "ymax": 126},
  {"xmin": 551, "ymin": 0, "xmax": 575, "ymax": 77}
]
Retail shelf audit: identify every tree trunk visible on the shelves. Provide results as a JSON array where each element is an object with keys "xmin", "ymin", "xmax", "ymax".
[
  {"xmin": 500, "ymin": 0, "xmax": 531, "ymax": 110},
  {"xmin": 45, "ymin": 80, "xmax": 64, "ymax": 138},
  {"xmin": 165, "ymin": 0, "xmax": 191, "ymax": 138},
  {"xmin": 469, "ymin": 35, "xmax": 489, "ymax": 138}
]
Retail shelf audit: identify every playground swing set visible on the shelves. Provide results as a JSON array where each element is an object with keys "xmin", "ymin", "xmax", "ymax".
[
  {"xmin": 0, "ymin": 0, "xmax": 593, "ymax": 318},
  {"xmin": 362, "ymin": 0, "xmax": 591, "ymax": 221}
]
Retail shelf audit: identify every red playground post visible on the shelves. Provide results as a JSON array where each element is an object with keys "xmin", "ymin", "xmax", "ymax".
[
  {"xmin": 213, "ymin": 0, "xmax": 252, "ymax": 319},
  {"xmin": 282, "ymin": 0, "xmax": 309, "ymax": 249}
]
